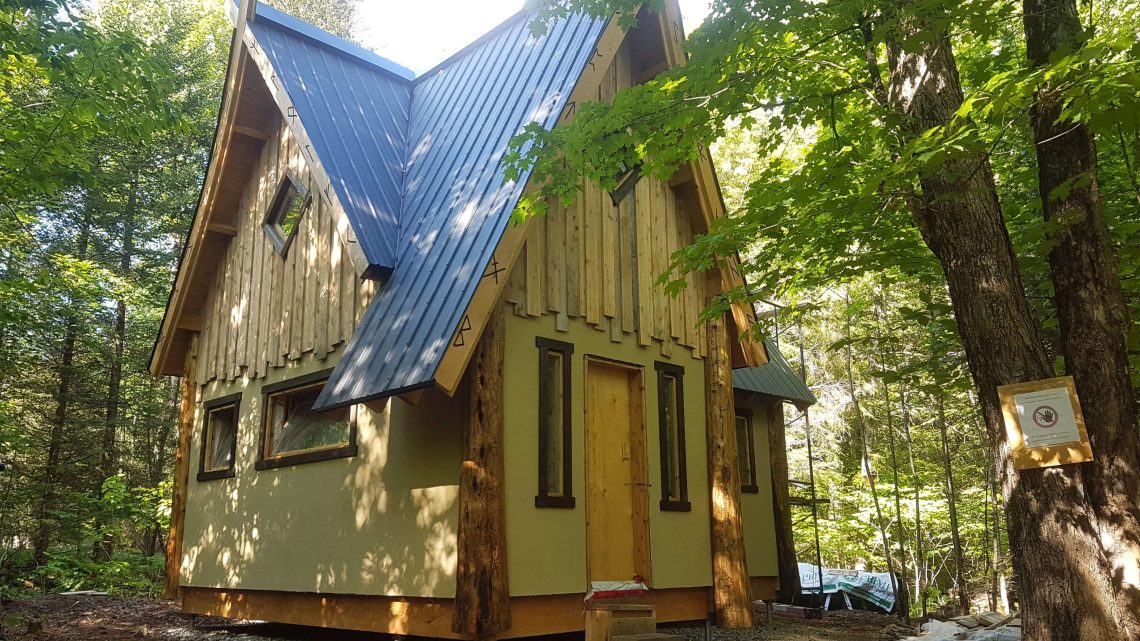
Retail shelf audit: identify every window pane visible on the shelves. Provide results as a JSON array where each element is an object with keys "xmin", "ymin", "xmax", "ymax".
[
  {"xmin": 540, "ymin": 350, "xmax": 564, "ymax": 496},
  {"xmin": 662, "ymin": 374, "xmax": 680, "ymax": 500},
  {"xmin": 275, "ymin": 191, "xmax": 305, "ymax": 237},
  {"xmin": 735, "ymin": 415, "xmax": 752, "ymax": 486},
  {"xmin": 205, "ymin": 405, "xmax": 236, "ymax": 471},
  {"xmin": 268, "ymin": 385, "xmax": 350, "ymax": 456}
]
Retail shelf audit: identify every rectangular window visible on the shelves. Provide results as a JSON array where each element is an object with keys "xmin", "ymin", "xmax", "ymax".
[
  {"xmin": 736, "ymin": 410, "xmax": 759, "ymax": 493},
  {"xmin": 198, "ymin": 393, "xmax": 240, "ymax": 481},
  {"xmin": 256, "ymin": 370, "xmax": 357, "ymax": 470},
  {"xmin": 655, "ymin": 362, "xmax": 690, "ymax": 511},
  {"xmin": 536, "ymin": 337, "xmax": 574, "ymax": 508}
]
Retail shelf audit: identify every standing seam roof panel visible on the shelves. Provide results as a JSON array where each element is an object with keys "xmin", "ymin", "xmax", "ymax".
[
  {"xmin": 249, "ymin": 19, "xmax": 410, "ymax": 271},
  {"xmin": 732, "ymin": 339, "xmax": 817, "ymax": 408},
  {"xmin": 315, "ymin": 13, "xmax": 608, "ymax": 408}
]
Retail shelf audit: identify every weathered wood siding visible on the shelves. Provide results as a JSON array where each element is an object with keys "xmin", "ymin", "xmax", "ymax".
[
  {"xmin": 195, "ymin": 119, "xmax": 373, "ymax": 386},
  {"xmin": 503, "ymin": 44, "xmax": 707, "ymax": 361}
]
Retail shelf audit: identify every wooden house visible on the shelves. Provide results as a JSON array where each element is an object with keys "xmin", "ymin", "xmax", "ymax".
[{"xmin": 150, "ymin": 0, "xmax": 816, "ymax": 638}]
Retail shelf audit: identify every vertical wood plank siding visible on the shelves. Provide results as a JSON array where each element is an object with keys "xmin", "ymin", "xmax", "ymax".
[
  {"xmin": 505, "ymin": 43, "xmax": 707, "ymax": 360},
  {"xmin": 195, "ymin": 119, "xmax": 371, "ymax": 385}
]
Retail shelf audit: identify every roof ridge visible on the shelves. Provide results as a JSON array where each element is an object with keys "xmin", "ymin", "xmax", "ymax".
[{"xmin": 250, "ymin": 1, "xmax": 416, "ymax": 82}]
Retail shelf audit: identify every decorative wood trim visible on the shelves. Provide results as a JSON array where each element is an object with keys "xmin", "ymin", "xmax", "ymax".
[
  {"xmin": 196, "ymin": 392, "xmax": 241, "ymax": 482},
  {"xmin": 432, "ymin": 15, "xmax": 630, "ymax": 397},
  {"xmin": 704, "ymin": 309, "xmax": 753, "ymax": 629},
  {"xmin": 163, "ymin": 336, "xmax": 198, "ymax": 599},
  {"xmin": 453, "ymin": 305, "xmax": 511, "ymax": 636},
  {"xmin": 536, "ymin": 336, "xmax": 575, "ymax": 508}
]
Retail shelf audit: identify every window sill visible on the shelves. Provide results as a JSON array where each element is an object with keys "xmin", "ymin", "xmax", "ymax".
[
  {"xmin": 535, "ymin": 495, "xmax": 576, "ymax": 509},
  {"xmin": 196, "ymin": 468, "xmax": 235, "ymax": 482},
  {"xmin": 659, "ymin": 499, "xmax": 691, "ymax": 512},
  {"xmin": 741, "ymin": 484, "xmax": 760, "ymax": 494},
  {"xmin": 255, "ymin": 444, "xmax": 357, "ymax": 470}
]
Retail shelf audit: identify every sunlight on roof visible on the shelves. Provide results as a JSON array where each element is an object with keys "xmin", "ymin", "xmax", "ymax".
[{"xmin": 355, "ymin": 0, "xmax": 711, "ymax": 75}]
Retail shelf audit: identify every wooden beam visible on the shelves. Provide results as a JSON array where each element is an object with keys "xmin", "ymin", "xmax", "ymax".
[
  {"xmin": 162, "ymin": 336, "xmax": 197, "ymax": 599},
  {"xmin": 704, "ymin": 305, "xmax": 753, "ymax": 629},
  {"xmin": 207, "ymin": 222, "xmax": 239, "ymax": 236},
  {"xmin": 433, "ymin": 15, "xmax": 629, "ymax": 396},
  {"xmin": 452, "ymin": 304, "xmax": 511, "ymax": 636},
  {"xmin": 232, "ymin": 124, "xmax": 270, "ymax": 141}
]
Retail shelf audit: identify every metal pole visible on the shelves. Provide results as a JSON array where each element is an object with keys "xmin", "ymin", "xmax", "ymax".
[{"xmin": 799, "ymin": 321, "xmax": 825, "ymax": 610}]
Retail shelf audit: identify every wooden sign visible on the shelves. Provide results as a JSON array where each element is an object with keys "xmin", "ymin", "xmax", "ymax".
[{"xmin": 997, "ymin": 376, "xmax": 1093, "ymax": 470}]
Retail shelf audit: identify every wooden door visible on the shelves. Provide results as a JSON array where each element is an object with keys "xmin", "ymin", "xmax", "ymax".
[{"xmin": 585, "ymin": 359, "xmax": 651, "ymax": 585}]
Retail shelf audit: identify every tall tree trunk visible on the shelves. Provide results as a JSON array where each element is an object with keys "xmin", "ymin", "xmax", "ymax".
[
  {"xmin": 937, "ymin": 394, "xmax": 968, "ymax": 614},
  {"xmin": 93, "ymin": 174, "xmax": 137, "ymax": 562},
  {"xmin": 33, "ymin": 199, "xmax": 93, "ymax": 565},
  {"xmin": 877, "ymin": 292, "xmax": 910, "ymax": 621},
  {"xmin": 900, "ymin": 387, "xmax": 925, "ymax": 619},
  {"xmin": 767, "ymin": 403, "xmax": 801, "ymax": 603},
  {"xmin": 1024, "ymin": 0, "xmax": 1140, "ymax": 633},
  {"xmin": 886, "ymin": 6, "xmax": 1130, "ymax": 638}
]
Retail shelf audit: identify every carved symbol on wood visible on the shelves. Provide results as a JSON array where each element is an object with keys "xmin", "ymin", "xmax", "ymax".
[
  {"xmin": 452, "ymin": 314, "xmax": 473, "ymax": 347},
  {"xmin": 672, "ymin": 20, "xmax": 682, "ymax": 43},
  {"xmin": 562, "ymin": 101, "xmax": 576, "ymax": 121},
  {"xmin": 287, "ymin": 106, "xmax": 298, "ymax": 122},
  {"xmin": 483, "ymin": 255, "xmax": 505, "ymax": 283}
]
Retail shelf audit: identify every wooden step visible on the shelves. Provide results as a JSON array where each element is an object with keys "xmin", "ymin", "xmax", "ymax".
[
  {"xmin": 612, "ymin": 634, "xmax": 684, "ymax": 641},
  {"xmin": 609, "ymin": 615, "xmax": 657, "ymax": 636}
]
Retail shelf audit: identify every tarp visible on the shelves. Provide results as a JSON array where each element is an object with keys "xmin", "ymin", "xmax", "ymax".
[{"xmin": 797, "ymin": 562, "xmax": 896, "ymax": 612}]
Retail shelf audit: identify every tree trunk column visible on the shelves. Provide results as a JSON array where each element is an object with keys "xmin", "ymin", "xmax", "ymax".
[
  {"xmin": 705, "ymin": 312, "xmax": 753, "ymax": 629},
  {"xmin": 453, "ymin": 304, "xmax": 511, "ymax": 637},
  {"xmin": 163, "ymin": 336, "xmax": 197, "ymax": 600},
  {"xmin": 767, "ymin": 403, "xmax": 800, "ymax": 604}
]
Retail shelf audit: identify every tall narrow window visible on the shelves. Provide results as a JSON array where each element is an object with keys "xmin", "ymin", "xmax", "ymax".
[
  {"xmin": 257, "ymin": 370, "xmax": 357, "ymax": 470},
  {"xmin": 536, "ymin": 337, "xmax": 574, "ymax": 508},
  {"xmin": 736, "ymin": 410, "xmax": 759, "ymax": 493},
  {"xmin": 264, "ymin": 171, "xmax": 309, "ymax": 256},
  {"xmin": 198, "ymin": 393, "xmax": 240, "ymax": 481},
  {"xmin": 656, "ymin": 362, "xmax": 690, "ymax": 511}
]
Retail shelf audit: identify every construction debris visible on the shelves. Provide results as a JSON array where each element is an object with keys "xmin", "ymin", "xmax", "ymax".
[{"xmin": 898, "ymin": 612, "xmax": 1021, "ymax": 640}]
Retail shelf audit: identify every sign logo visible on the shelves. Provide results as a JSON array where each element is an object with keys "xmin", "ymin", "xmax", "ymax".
[{"xmin": 1033, "ymin": 405, "xmax": 1059, "ymax": 429}]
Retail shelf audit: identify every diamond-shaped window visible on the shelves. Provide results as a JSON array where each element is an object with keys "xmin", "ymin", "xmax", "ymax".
[{"xmin": 264, "ymin": 171, "xmax": 310, "ymax": 256}]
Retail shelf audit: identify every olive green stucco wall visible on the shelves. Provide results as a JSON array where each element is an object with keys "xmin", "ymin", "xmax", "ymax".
[
  {"xmin": 735, "ymin": 394, "xmax": 779, "ymax": 578},
  {"xmin": 502, "ymin": 310, "xmax": 715, "ymax": 596},
  {"xmin": 180, "ymin": 348, "xmax": 465, "ymax": 597}
]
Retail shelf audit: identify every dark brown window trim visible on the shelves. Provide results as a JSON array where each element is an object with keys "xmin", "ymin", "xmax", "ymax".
[
  {"xmin": 255, "ymin": 369, "xmax": 358, "ymax": 471},
  {"xmin": 197, "ymin": 392, "xmax": 241, "ymax": 482},
  {"xmin": 263, "ymin": 170, "xmax": 310, "ymax": 257},
  {"xmin": 736, "ymin": 408, "xmax": 759, "ymax": 494},
  {"xmin": 655, "ymin": 361, "xmax": 689, "ymax": 512},
  {"xmin": 536, "ymin": 336, "xmax": 575, "ymax": 508}
]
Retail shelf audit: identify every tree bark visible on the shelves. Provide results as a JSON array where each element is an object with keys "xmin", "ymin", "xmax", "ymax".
[
  {"xmin": 900, "ymin": 386, "xmax": 924, "ymax": 619},
  {"xmin": 162, "ymin": 339, "xmax": 196, "ymax": 599},
  {"xmin": 1024, "ymin": 1, "xmax": 1140, "ymax": 634},
  {"xmin": 705, "ymin": 310, "xmax": 753, "ymax": 629},
  {"xmin": 886, "ymin": 5, "xmax": 1131, "ymax": 638},
  {"xmin": 767, "ymin": 402, "xmax": 801, "ymax": 603},
  {"xmin": 452, "ymin": 304, "xmax": 511, "ymax": 637},
  {"xmin": 937, "ymin": 394, "xmax": 968, "ymax": 614}
]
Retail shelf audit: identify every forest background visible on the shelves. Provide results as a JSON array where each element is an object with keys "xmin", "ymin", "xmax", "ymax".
[{"xmin": 1, "ymin": 0, "xmax": 1137, "ymax": 623}]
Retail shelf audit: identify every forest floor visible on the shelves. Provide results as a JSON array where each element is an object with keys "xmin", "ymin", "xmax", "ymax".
[{"xmin": 0, "ymin": 595, "xmax": 906, "ymax": 641}]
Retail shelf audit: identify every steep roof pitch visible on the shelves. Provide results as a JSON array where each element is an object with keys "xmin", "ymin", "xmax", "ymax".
[
  {"xmin": 733, "ymin": 339, "xmax": 817, "ymax": 410},
  {"xmin": 315, "ymin": 12, "xmax": 608, "ymax": 408}
]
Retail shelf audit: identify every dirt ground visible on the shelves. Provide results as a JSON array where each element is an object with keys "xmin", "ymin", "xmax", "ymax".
[{"xmin": 0, "ymin": 595, "xmax": 909, "ymax": 641}]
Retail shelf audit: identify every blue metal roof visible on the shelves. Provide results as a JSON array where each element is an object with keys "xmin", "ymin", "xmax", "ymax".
[
  {"xmin": 733, "ymin": 339, "xmax": 817, "ymax": 409},
  {"xmin": 240, "ymin": 8, "xmax": 610, "ymax": 408},
  {"xmin": 250, "ymin": 6, "xmax": 413, "ymax": 273}
]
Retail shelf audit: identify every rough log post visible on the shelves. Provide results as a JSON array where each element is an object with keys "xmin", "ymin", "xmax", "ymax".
[
  {"xmin": 453, "ymin": 304, "xmax": 511, "ymax": 637},
  {"xmin": 766, "ymin": 402, "xmax": 800, "ymax": 603},
  {"xmin": 163, "ymin": 337, "xmax": 197, "ymax": 600},
  {"xmin": 705, "ymin": 311, "xmax": 752, "ymax": 629}
]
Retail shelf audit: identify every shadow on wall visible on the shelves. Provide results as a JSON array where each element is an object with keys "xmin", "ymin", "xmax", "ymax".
[{"xmin": 181, "ymin": 379, "xmax": 465, "ymax": 599}]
